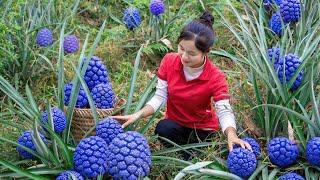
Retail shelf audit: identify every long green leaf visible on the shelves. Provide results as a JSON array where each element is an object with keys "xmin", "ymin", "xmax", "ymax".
[
  {"xmin": 124, "ymin": 45, "xmax": 144, "ymax": 115},
  {"xmin": 0, "ymin": 159, "xmax": 49, "ymax": 180},
  {"xmin": 57, "ymin": 20, "xmax": 66, "ymax": 110},
  {"xmin": 198, "ymin": 168, "xmax": 243, "ymax": 180}
]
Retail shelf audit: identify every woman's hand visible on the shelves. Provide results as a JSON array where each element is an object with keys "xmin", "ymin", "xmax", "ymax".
[
  {"xmin": 112, "ymin": 105, "xmax": 155, "ymax": 128},
  {"xmin": 111, "ymin": 111, "xmax": 143, "ymax": 128},
  {"xmin": 225, "ymin": 127, "xmax": 252, "ymax": 151}
]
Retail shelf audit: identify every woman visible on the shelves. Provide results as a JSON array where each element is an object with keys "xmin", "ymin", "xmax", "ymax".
[{"xmin": 113, "ymin": 11, "xmax": 251, "ymax": 153}]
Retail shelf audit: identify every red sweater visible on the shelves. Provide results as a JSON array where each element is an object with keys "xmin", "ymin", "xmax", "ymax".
[{"xmin": 157, "ymin": 53, "xmax": 230, "ymax": 131}]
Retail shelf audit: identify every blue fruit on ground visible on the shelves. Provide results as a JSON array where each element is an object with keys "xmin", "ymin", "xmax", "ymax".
[
  {"xmin": 233, "ymin": 137, "xmax": 261, "ymax": 158},
  {"xmin": 92, "ymin": 83, "xmax": 115, "ymax": 109},
  {"xmin": 269, "ymin": 12, "xmax": 285, "ymax": 36},
  {"xmin": 227, "ymin": 148, "xmax": 257, "ymax": 178},
  {"xmin": 107, "ymin": 131, "xmax": 152, "ymax": 180},
  {"xmin": 268, "ymin": 47, "xmax": 281, "ymax": 65},
  {"xmin": 123, "ymin": 7, "xmax": 142, "ymax": 30},
  {"xmin": 73, "ymin": 136, "xmax": 108, "ymax": 178},
  {"xmin": 64, "ymin": 34, "xmax": 79, "ymax": 53},
  {"xmin": 16, "ymin": 130, "xmax": 47, "ymax": 159},
  {"xmin": 36, "ymin": 28, "xmax": 53, "ymax": 47},
  {"xmin": 280, "ymin": 0, "xmax": 301, "ymax": 23},
  {"xmin": 83, "ymin": 56, "xmax": 109, "ymax": 91},
  {"xmin": 275, "ymin": 53, "xmax": 303, "ymax": 90},
  {"xmin": 150, "ymin": 0, "xmax": 165, "ymax": 16},
  {"xmin": 56, "ymin": 170, "xmax": 84, "ymax": 180},
  {"xmin": 96, "ymin": 117, "xmax": 124, "ymax": 145},
  {"xmin": 306, "ymin": 137, "xmax": 320, "ymax": 167},
  {"xmin": 279, "ymin": 172, "xmax": 305, "ymax": 180},
  {"xmin": 64, "ymin": 83, "xmax": 89, "ymax": 108},
  {"xmin": 267, "ymin": 137, "xmax": 299, "ymax": 167},
  {"xmin": 41, "ymin": 107, "xmax": 67, "ymax": 133}
]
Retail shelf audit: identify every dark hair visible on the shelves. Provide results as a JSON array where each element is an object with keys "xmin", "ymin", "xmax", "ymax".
[{"xmin": 177, "ymin": 11, "xmax": 215, "ymax": 53}]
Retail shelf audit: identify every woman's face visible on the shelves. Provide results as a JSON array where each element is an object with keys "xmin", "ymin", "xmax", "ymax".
[{"xmin": 178, "ymin": 39, "xmax": 206, "ymax": 68}]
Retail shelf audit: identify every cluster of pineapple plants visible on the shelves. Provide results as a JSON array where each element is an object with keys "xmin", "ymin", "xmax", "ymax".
[
  {"xmin": 210, "ymin": 0, "xmax": 320, "ymax": 179},
  {"xmin": 0, "ymin": 0, "xmax": 158, "ymax": 179},
  {"xmin": 1, "ymin": 0, "xmax": 319, "ymax": 179}
]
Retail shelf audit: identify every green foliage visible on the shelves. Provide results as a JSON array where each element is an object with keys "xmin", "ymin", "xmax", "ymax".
[
  {"xmin": 0, "ymin": 0, "xmax": 79, "ymax": 89},
  {"xmin": 212, "ymin": 0, "xmax": 320, "ymax": 143},
  {"xmin": 142, "ymin": 42, "xmax": 170, "ymax": 57},
  {"xmin": 2, "ymin": 0, "xmax": 319, "ymax": 179},
  {"xmin": 212, "ymin": 0, "xmax": 320, "ymax": 178}
]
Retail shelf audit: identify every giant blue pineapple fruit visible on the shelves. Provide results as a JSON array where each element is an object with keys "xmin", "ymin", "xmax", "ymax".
[
  {"xmin": 280, "ymin": 0, "xmax": 301, "ymax": 23},
  {"xmin": 107, "ymin": 131, "xmax": 152, "ymax": 180},
  {"xmin": 279, "ymin": 172, "xmax": 305, "ymax": 180},
  {"xmin": 16, "ymin": 130, "xmax": 47, "ymax": 159},
  {"xmin": 63, "ymin": 34, "xmax": 79, "ymax": 53},
  {"xmin": 96, "ymin": 117, "xmax": 124, "ymax": 144},
  {"xmin": 64, "ymin": 83, "xmax": 89, "ymax": 108},
  {"xmin": 268, "ymin": 47, "xmax": 281, "ymax": 64},
  {"xmin": 92, "ymin": 83, "xmax": 115, "ymax": 109},
  {"xmin": 269, "ymin": 12, "xmax": 285, "ymax": 36},
  {"xmin": 233, "ymin": 137, "xmax": 261, "ymax": 158},
  {"xmin": 36, "ymin": 28, "xmax": 53, "ymax": 47},
  {"xmin": 41, "ymin": 107, "xmax": 67, "ymax": 133},
  {"xmin": 275, "ymin": 53, "xmax": 303, "ymax": 90},
  {"xmin": 83, "ymin": 56, "xmax": 109, "ymax": 91},
  {"xmin": 73, "ymin": 136, "xmax": 108, "ymax": 178},
  {"xmin": 56, "ymin": 170, "xmax": 84, "ymax": 180},
  {"xmin": 123, "ymin": 7, "xmax": 142, "ymax": 30},
  {"xmin": 306, "ymin": 137, "xmax": 320, "ymax": 167},
  {"xmin": 267, "ymin": 137, "xmax": 299, "ymax": 167},
  {"xmin": 227, "ymin": 148, "xmax": 257, "ymax": 178},
  {"xmin": 149, "ymin": 0, "xmax": 165, "ymax": 16}
]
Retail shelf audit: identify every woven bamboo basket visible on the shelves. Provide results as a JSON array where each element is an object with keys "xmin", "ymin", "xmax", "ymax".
[{"xmin": 66, "ymin": 98, "xmax": 126, "ymax": 142}]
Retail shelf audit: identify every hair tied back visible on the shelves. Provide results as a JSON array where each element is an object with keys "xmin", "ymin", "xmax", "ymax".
[{"xmin": 199, "ymin": 11, "xmax": 214, "ymax": 28}]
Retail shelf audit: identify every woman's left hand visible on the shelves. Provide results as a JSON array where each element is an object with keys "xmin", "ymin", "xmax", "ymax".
[{"xmin": 225, "ymin": 127, "xmax": 252, "ymax": 151}]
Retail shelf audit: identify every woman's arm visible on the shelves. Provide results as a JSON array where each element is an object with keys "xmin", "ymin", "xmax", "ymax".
[
  {"xmin": 215, "ymin": 99, "xmax": 251, "ymax": 151},
  {"xmin": 113, "ymin": 78, "xmax": 168, "ymax": 128}
]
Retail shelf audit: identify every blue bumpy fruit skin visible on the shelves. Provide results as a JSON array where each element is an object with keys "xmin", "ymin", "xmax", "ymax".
[
  {"xmin": 73, "ymin": 136, "xmax": 108, "ymax": 178},
  {"xmin": 279, "ymin": 172, "xmax": 305, "ymax": 180},
  {"xmin": 107, "ymin": 131, "xmax": 152, "ymax": 180},
  {"xmin": 92, "ymin": 83, "xmax": 115, "ymax": 109},
  {"xmin": 83, "ymin": 56, "xmax": 109, "ymax": 91},
  {"xmin": 233, "ymin": 137, "xmax": 261, "ymax": 158},
  {"xmin": 275, "ymin": 53, "xmax": 303, "ymax": 91},
  {"xmin": 227, "ymin": 148, "xmax": 257, "ymax": 178},
  {"xmin": 268, "ymin": 47, "xmax": 281, "ymax": 65},
  {"xmin": 96, "ymin": 117, "xmax": 124, "ymax": 145},
  {"xmin": 56, "ymin": 170, "xmax": 84, "ymax": 180},
  {"xmin": 149, "ymin": 0, "xmax": 165, "ymax": 16},
  {"xmin": 41, "ymin": 107, "xmax": 67, "ymax": 133},
  {"xmin": 306, "ymin": 137, "xmax": 320, "ymax": 167},
  {"xmin": 36, "ymin": 28, "xmax": 53, "ymax": 47},
  {"xmin": 64, "ymin": 83, "xmax": 89, "ymax": 108},
  {"xmin": 269, "ymin": 12, "xmax": 285, "ymax": 36},
  {"xmin": 267, "ymin": 137, "xmax": 299, "ymax": 167},
  {"xmin": 280, "ymin": 0, "xmax": 301, "ymax": 23},
  {"xmin": 123, "ymin": 7, "xmax": 142, "ymax": 30},
  {"xmin": 63, "ymin": 35, "xmax": 79, "ymax": 53},
  {"xmin": 16, "ymin": 130, "xmax": 47, "ymax": 159}
]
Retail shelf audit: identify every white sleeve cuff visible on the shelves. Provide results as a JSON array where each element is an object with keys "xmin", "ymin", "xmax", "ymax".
[
  {"xmin": 146, "ymin": 78, "xmax": 168, "ymax": 111},
  {"xmin": 146, "ymin": 96, "xmax": 165, "ymax": 112},
  {"xmin": 215, "ymin": 99, "xmax": 237, "ymax": 133}
]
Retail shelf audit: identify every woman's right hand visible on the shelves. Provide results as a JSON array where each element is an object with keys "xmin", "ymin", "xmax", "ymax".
[{"xmin": 111, "ymin": 111, "xmax": 143, "ymax": 128}]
